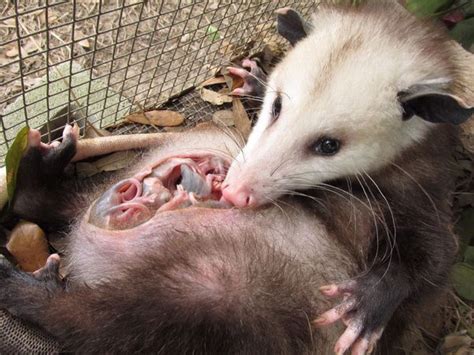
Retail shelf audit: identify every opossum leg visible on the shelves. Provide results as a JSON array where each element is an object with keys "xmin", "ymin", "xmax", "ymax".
[
  {"xmin": 228, "ymin": 58, "xmax": 267, "ymax": 101},
  {"xmin": 314, "ymin": 271, "xmax": 408, "ymax": 354},
  {"xmin": 0, "ymin": 254, "xmax": 65, "ymax": 318},
  {"xmin": 11, "ymin": 125, "xmax": 79, "ymax": 230}
]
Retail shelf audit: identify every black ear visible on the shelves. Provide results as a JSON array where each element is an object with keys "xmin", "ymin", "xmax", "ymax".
[
  {"xmin": 399, "ymin": 86, "xmax": 473, "ymax": 125},
  {"xmin": 275, "ymin": 8, "xmax": 311, "ymax": 46}
]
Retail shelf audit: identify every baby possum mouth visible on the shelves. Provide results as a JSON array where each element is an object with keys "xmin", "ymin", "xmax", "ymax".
[{"xmin": 89, "ymin": 155, "xmax": 230, "ymax": 230}]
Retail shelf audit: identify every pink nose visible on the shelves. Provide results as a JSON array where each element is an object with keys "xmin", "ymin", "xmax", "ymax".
[{"xmin": 222, "ymin": 184, "xmax": 255, "ymax": 208}]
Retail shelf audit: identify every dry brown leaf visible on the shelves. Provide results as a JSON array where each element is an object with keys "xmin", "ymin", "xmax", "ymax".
[
  {"xmin": 212, "ymin": 110, "xmax": 235, "ymax": 127},
  {"xmin": 222, "ymin": 72, "xmax": 244, "ymax": 92},
  {"xmin": 218, "ymin": 40, "xmax": 234, "ymax": 55},
  {"xmin": 6, "ymin": 221, "xmax": 49, "ymax": 272},
  {"xmin": 5, "ymin": 46, "xmax": 19, "ymax": 58},
  {"xmin": 441, "ymin": 334, "xmax": 473, "ymax": 352},
  {"xmin": 200, "ymin": 88, "xmax": 233, "ymax": 106},
  {"xmin": 1, "ymin": 18, "xmax": 16, "ymax": 28},
  {"xmin": 84, "ymin": 126, "xmax": 112, "ymax": 138},
  {"xmin": 78, "ymin": 39, "xmax": 90, "ymax": 49},
  {"xmin": 460, "ymin": 118, "xmax": 474, "ymax": 153},
  {"xmin": 48, "ymin": 15, "xmax": 58, "ymax": 24},
  {"xmin": 163, "ymin": 126, "xmax": 186, "ymax": 132},
  {"xmin": 126, "ymin": 110, "xmax": 184, "ymax": 127},
  {"xmin": 76, "ymin": 151, "xmax": 136, "ymax": 178},
  {"xmin": 232, "ymin": 98, "xmax": 251, "ymax": 138},
  {"xmin": 198, "ymin": 76, "xmax": 227, "ymax": 88},
  {"xmin": 0, "ymin": 55, "xmax": 10, "ymax": 66},
  {"xmin": 24, "ymin": 40, "xmax": 39, "ymax": 54}
]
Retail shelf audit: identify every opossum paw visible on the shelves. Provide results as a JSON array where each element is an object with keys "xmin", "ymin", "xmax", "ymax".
[
  {"xmin": 227, "ymin": 58, "xmax": 266, "ymax": 99},
  {"xmin": 0, "ymin": 254, "xmax": 64, "ymax": 317},
  {"xmin": 24, "ymin": 124, "xmax": 78, "ymax": 174},
  {"xmin": 313, "ymin": 278, "xmax": 395, "ymax": 355}
]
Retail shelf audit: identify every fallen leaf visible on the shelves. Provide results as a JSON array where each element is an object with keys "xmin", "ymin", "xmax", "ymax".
[
  {"xmin": 441, "ymin": 334, "xmax": 473, "ymax": 352},
  {"xmin": 126, "ymin": 110, "xmax": 184, "ymax": 127},
  {"xmin": 218, "ymin": 87, "xmax": 231, "ymax": 95},
  {"xmin": 24, "ymin": 39, "xmax": 39, "ymax": 54},
  {"xmin": 406, "ymin": 0, "xmax": 453, "ymax": 17},
  {"xmin": 198, "ymin": 76, "xmax": 227, "ymax": 88},
  {"xmin": 84, "ymin": 126, "xmax": 111, "ymax": 138},
  {"xmin": 223, "ymin": 71, "xmax": 244, "ymax": 92},
  {"xmin": 76, "ymin": 151, "xmax": 136, "ymax": 178},
  {"xmin": 464, "ymin": 246, "xmax": 474, "ymax": 266},
  {"xmin": 450, "ymin": 17, "xmax": 474, "ymax": 50},
  {"xmin": 452, "ymin": 262, "xmax": 474, "ymax": 301},
  {"xmin": 232, "ymin": 98, "xmax": 251, "ymax": 137},
  {"xmin": 5, "ymin": 46, "xmax": 19, "ymax": 58},
  {"xmin": 1, "ymin": 18, "xmax": 16, "ymax": 28},
  {"xmin": 206, "ymin": 25, "xmax": 221, "ymax": 41},
  {"xmin": 6, "ymin": 221, "xmax": 49, "ymax": 272},
  {"xmin": 200, "ymin": 88, "xmax": 233, "ymax": 105},
  {"xmin": 78, "ymin": 39, "xmax": 90, "ymax": 49},
  {"xmin": 163, "ymin": 126, "xmax": 185, "ymax": 132},
  {"xmin": 212, "ymin": 110, "xmax": 235, "ymax": 127}
]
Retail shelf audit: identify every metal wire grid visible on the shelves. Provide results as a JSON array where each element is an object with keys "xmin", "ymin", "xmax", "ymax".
[{"xmin": 0, "ymin": 1, "xmax": 316, "ymax": 163}]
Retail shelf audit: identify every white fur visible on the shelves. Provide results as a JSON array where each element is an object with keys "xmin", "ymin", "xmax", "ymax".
[{"xmin": 225, "ymin": 3, "xmax": 451, "ymax": 203}]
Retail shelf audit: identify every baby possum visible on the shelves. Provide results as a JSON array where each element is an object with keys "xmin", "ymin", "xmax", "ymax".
[{"xmin": 223, "ymin": 1, "xmax": 473, "ymax": 353}]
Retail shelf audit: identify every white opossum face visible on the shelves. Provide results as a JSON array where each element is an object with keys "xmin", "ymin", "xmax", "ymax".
[{"xmin": 222, "ymin": 4, "xmax": 472, "ymax": 208}]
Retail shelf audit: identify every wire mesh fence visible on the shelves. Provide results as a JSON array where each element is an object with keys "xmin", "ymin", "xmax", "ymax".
[{"xmin": 0, "ymin": 0, "xmax": 318, "ymax": 164}]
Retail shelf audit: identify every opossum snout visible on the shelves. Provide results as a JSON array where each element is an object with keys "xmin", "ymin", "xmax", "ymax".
[{"xmin": 222, "ymin": 183, "xmax": 257, "ymax": 208}]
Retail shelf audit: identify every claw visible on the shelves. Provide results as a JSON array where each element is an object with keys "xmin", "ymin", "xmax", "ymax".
[
  {"xmin": 334, "ymin": 322, "xmax": 363, "ymax": 355},
  {"xmin": 317, "ymin": 277, "xmax": 389, "ymax": 354},
  {"xmin": 227, "ymin": 67, "xmax": 250, "ymax": 79},
  {"xmin": 61, "ymin": 123, "xmax": 80, "ymax": 140},
  {"xmin": 313, "ymin": 298, "xmax": 356, "ymax": 326},
  {"xmin": 320, "ymin": 281, "xmax": 357, "ymax": 297},
  {"xmin": 231, "ymin": 88, "xmax": 247, "ymax": 96},
  {"xmin": 27, "ymin": 129, "xmax": 42, "ymax": 149},
  {"xmin": 71, "ymin": 122, "xmax": 80, "ymax": 139},
  {"xmin": 319, "ymin": 284, "xmax": 340, "ymax": 297},
  {"xmin": 32, "ymin": 254, "xmax": 60, "ymax": 280}
]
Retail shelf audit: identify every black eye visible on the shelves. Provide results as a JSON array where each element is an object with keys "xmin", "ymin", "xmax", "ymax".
[
  {"xmin": 313, "ymin": 137, "xmax": 340, "ymax": 156},
  {"xmin": 271, "ymin": 95, "xmax": 282, "ymax": 121}
]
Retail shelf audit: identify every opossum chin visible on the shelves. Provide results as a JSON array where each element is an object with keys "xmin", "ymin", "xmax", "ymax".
[{"xmin": 88, "ymin": 154, "xmax": 231, "ymax": 230}]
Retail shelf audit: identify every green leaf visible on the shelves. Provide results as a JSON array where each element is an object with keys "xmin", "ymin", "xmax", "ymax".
[
  {"xmin": 456, "ymin": 208, "xmax": 474, "ymax": 243},
  {"xmin": 464, "ymin": 246, "xmax": 474, "ymax": 266},
  {"xmin": 206, "ymin": 25, "xmax": 221, "ymax": 42},
  {"xmin": 450, "ymin": 17, "xmax": 474, "ymax": 49},
  {"xmin": 462, "ymin": 1, "xmax": 474, "ymax": 18},
  {"xmin": 5, "ymin": 126, "xmax": 29, "ymax": 205},
  {"xmin": 452, "ymin": 262, "xmax": 474, "ymax": 301},
  {"xmin": 406, "ymin": 0, "xmax": 454, "ymax": 17}
]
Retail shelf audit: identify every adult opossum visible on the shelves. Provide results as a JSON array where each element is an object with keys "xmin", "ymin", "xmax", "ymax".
[
  {"xmin": 0, "ymin": 121, "xmax": 447, "ymax": 354},
  {"xmin": 222, "ymin": 1, "xmax": 473, "ymax": 353}
]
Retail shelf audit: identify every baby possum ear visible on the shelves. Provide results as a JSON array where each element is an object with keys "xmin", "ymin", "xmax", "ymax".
[
  {"xmin": 275, "ymin": 8, "xmax": 312, "ymax": 46},
  {"xmin": 398, "ymin": 84, "xmax": 474, "ymax": 125}
]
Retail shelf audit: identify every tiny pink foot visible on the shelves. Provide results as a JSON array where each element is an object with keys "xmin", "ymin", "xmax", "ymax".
[{"xmin": 313, "ymin": 278, "xmax": 393, "ymax": 354}]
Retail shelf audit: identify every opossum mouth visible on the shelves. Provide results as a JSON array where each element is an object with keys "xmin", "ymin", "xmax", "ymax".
[{"xmin": 88, "ymin": 154, "xmax": 230, "ymax": 230}]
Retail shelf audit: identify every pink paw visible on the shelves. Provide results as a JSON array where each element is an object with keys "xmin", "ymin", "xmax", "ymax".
[
  {"xmin": 28, "ymin": 123, "xmax": 79, "ymax": 153},
  {"xmin": 313, "ymin": 277, "xmax": 398, "ymax": 355},
  {"xmin": 227, "ymin": 58, "xmax": 266, "ymax": 99}
]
